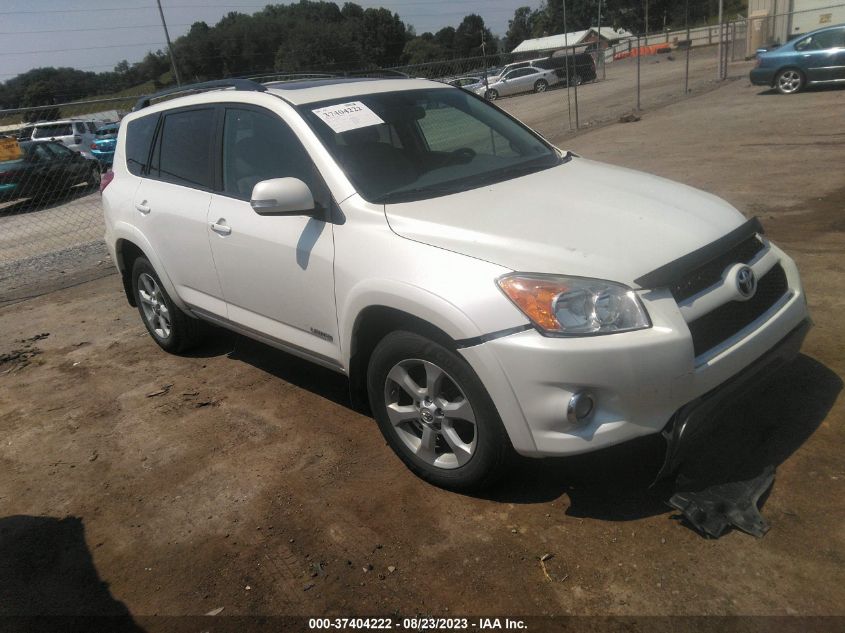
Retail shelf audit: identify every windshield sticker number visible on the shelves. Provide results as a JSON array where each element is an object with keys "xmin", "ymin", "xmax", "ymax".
[{"xmin": 311, "ymin": 101, "xmax": 384, "ymax": 134}]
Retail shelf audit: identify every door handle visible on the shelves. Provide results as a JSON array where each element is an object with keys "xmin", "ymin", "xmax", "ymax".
[
  {"xmin": 135, "ymin": 201, "xmax": 151, "ymax": 214},
  {"xmin": 210, "ymin": 220, "xmax": 232, "ymax": 236}
]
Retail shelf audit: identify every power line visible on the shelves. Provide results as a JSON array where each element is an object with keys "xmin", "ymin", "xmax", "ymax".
[
  {"xmin": 6, "ymin": 43, "xmax": 167, "ymax": 56},
  {"xmin": 0, "ymin": 24, "xmax": 194, "ymax": 36},
  {"xmin": 0, "ymin": 0, "xmax": 498, "ymax": 16}
]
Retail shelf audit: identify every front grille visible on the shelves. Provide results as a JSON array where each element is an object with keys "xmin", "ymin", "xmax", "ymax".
[
  {"xmin": 670, "ymin": 235, "xmax": 765, "ymax": 303},
  {"xmin": 688, "ymin": 263, "xmax": 789, "ymax": 357}
]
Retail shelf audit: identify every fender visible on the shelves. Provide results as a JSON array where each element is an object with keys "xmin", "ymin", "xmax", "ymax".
[
  {"xmin": 111, "ymin": 221, "xmax": 191, "ymax": 314},
  {"xmin": 339, "ymin": 278, "xmax": 484, "ymax": 370}
]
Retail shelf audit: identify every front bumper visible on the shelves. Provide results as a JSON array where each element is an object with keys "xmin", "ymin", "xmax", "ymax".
[
  {"xmin": 750, "ymin": 67, "xmax": 776, "ymax": 86},
  {"xmin": 657, "ymin": 317, "xmax": 810, "ymax": 481},
  {"xmin": 459, "ymin": 248, "xmax": 809, "ymax": 457}
]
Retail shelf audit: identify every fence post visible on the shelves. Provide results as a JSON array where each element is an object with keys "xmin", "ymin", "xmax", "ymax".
[
  {"xmin": 684, "ymin": 0, "xmax": 690, "ymax": 95},
  {"xmin": 636, "ymin": 34, "xmax": 641, "ymax": 112}
]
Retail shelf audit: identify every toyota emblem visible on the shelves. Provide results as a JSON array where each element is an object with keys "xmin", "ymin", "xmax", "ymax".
[{"xmin": 736, "ymin": 266, "xmax": 757, "ymax": 298}]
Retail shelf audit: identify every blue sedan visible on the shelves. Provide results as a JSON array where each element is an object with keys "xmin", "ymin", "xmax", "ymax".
[
  {"xmin": 90, "ymin": 122, "xmax": 119, "ymax": 166},
  {"xmin": 750, "ymin": 24, "xmax": 845, "ymax": 94}
]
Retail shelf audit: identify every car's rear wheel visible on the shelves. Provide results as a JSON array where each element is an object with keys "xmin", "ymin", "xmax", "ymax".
[
  {"xmin": 131, "ymin": 257, "xmax": 205, "ymax": 354},
  {"xmin": 367, "ymin": 331, "xmax": 513, "ymax": 491},
  {"xmin": 775, "ymin": 68, "xmax": 804, "ymax": 94},
  {"xmin": 534, "ymin": 79, "xmax": 548, "ymax": 93},
  {"xmin": 486, "ymin": 89, "xmax": 499, "ymax": 100}
]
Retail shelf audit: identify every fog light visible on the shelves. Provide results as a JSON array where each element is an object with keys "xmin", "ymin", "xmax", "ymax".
[{"xmin": 567, "ymin": 391, "xmax": 595, "ymax": 425}]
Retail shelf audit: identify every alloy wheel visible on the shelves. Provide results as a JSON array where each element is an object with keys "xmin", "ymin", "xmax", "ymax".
[
  {"xmin": 383, "ymin": 358, "xmax": 477, "ymax": 469},
  {"xmin": 777, "ymin": 70, "xmax": 802, "ymax": 94},
  {"xmin": 137, "ymin": 273, "xmax": 172, "ymax": 339}
]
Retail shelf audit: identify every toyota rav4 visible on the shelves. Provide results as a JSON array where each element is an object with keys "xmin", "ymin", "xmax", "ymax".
[{"xmin": 102, "ymin": 78, "xmax": 810, "ymax": 490}]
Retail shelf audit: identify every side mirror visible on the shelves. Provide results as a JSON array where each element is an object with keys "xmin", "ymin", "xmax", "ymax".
[{"xmin": 250, "ymin": 177, "xmax": 316, "ymax": 216}]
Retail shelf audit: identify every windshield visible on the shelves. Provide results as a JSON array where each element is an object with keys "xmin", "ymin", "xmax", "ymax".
[
  {"xmin": 96, "ymin": 125, "xmax": 119, "ymax": 136},
  {"xmin": 299, "ymin": 88, "xmax": 562, "ymax": 203}
]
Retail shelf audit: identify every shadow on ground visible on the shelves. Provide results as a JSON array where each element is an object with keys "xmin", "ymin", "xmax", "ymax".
[
  {"xmin": 0, "ymin": 184, "xmax": 98, "ymax": 218},
  {"xmin": 0, "ymin": 515, "xmax": 145, "ymax": 631},
  {"xmin": 220, "ymin": 330, "xmax": 840, "ymax": 524}
]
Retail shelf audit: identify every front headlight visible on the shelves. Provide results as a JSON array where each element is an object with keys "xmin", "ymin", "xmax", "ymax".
[{"xmin": 497, "ymin": 274, "xmax": 651, "ymax": 336}]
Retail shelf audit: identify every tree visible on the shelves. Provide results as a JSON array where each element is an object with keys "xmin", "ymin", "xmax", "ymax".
[
  {"xmin": 452, "ymin": 14, "xmax": 496, "ymax": 58},
  {"xmin": 402, "ymin": 37, "xmax": 447, "ymax": 65},
  {"xmin": 504, "ymin": 6, "xmax": 537, "ymax": 52}
]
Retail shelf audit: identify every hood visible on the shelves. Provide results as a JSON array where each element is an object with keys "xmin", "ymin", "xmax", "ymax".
[{"xmin": 384, "ymin": 158, "xmax": 746, "ymax": 288}]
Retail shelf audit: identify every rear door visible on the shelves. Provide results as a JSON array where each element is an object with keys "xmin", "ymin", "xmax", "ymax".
[{"xmin": 132, "ymin": 106, "xmax": 226, "ymax": 317}]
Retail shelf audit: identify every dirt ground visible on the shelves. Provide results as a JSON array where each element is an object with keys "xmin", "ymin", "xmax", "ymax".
[{"xmin": 1, "ymin": 77, "xmax": 843, "ymax": 624}]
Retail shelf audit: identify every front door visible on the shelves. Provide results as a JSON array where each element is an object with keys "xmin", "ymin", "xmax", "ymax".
[{"xmin": 207, "ymin": 105, "xmax": 339, "ymax": 364}]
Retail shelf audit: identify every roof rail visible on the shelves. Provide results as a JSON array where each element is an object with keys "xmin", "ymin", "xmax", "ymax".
[
  {"xmin": 243, "ymin": 72, "xmax": 338, "ymax": 83},
  {"xmin": 133, "ymin": 79, "xmax": 267, "ymax": 111},
  {"xmin": 343, "ymin": 69, "xmax": 409, "ymax": 79}
]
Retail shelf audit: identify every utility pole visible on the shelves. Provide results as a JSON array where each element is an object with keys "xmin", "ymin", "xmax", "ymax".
[
  {"xmin": 156, "ymin": 0, "xmax": 182, "ymax": 87},
  {"xmin": 644, "ymin": 0, "xmax": 649, "ymax": 45}
]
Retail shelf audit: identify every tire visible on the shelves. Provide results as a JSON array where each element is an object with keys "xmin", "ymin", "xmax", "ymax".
[
  {"xmin": 87, "ymin": 163, "xmax": 101, "ymax": 188},
  {"xmin": 775, "ymin": 68, "xmax": 804, "ymax": 94},
  {"xmin": 486, "ymin": 89, "xmax": 499, "ymax": 101},
  {"xmin": 131, "ymin": 257, "xmax": 205, "ymax": 354},
  {"xmin": 569, "ymin": 73, "xmax": 583, "ymax": 87},
  {"xmin": 367, "ymin": 331, "xmax": 514, "ymax": 491},
  {"xmin": 534, "ymin": 79, "xmax": 548, "ymax": 93}
]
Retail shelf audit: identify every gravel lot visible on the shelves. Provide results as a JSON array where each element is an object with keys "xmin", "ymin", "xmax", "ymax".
[{"xmin": 1, "ymin": 76, "xmax": 843, "ymax": 625}]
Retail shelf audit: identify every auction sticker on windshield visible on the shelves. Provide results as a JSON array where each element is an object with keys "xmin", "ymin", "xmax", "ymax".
[{"xmin": 311, "ymin": 101, "xmax": 384, "ymax": 133}]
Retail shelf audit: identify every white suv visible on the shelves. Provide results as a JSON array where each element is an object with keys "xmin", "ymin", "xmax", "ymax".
[
  {"xmin": 103, "ymin": 78, "xmax": 810, "ymax": 490},
  {"xmin": 30, "ymin": 119, "xmax": 99, "ymax": 158}
]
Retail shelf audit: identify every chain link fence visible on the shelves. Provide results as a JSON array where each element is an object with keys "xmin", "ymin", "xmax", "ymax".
[{"xmin": 0, "ymin": 4, "xmax": 835, "ymax": 303}]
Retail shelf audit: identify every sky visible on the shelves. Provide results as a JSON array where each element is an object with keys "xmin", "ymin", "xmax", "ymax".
[{"xmin": 0, "ymin": 0, "xmax": 544, "ymax": 82}]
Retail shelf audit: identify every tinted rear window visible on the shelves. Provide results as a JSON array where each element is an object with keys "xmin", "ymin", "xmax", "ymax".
[
  {"xmin": 125, "ymin": 114, "xmax": 158, "ymax": 176},
  {"xmin": 33, "ymin": 124, "xmax": 72, "ymax": 138},
  {"xmin": 152, "ymin": 108, "xmax": 215, "ymax": 189}
]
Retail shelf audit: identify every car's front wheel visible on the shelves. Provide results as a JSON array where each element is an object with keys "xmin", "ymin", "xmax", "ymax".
[
  {"xmin": 486, "ymin": 89, "xmax": 499, "ymax": 100},
  {"xmin": 367, "ymin": 331, "xmax": 513, "ymax": 491},
  {"xmin": 775, "ymin": 68, "xmax": 804, "ymax": 94},
  {"xmin": 131, "ymin": 257, "xmax": 205, "ymax": 354}
]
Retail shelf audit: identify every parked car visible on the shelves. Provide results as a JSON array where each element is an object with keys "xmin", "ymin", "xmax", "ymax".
[
  {"xmin": 104, "ymin": 78, "xmax": 809, "ymax": 491},
  {"xmin": 475, "ymin": 66, "xmax": 561, "ymax": 99},
  {"xmin": 29, "ymin": 119, "xmax": 99, "ymax": 158},
  {"xmin": 751, "ymin": 23, "xmax": 845, "ymax": 94},
  {"xmin": 90, "ymin": 122, "xmax": 120, "ymax": 166},
  {"xmin": 535, "ymin": 51, "xmax": 598, "ymax": 85},
  {"xmin": 447, "ymin": 76, "xmax": 482, "ymax": 89},
  {"xmin": 0, "ymin": 140, "xmax": 101, "ymax": 202}
]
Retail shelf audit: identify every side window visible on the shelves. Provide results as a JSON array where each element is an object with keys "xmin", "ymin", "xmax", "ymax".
[
  {"xmin": 44, "ymin": 143, "xmax": 74, "ymax": 158},
  {"xmin": 125, "ymin": 114, "xmax": 158, "ymax": 177},
  {"xmin": 150, "ymin": 108, "xmax": 215, "ymax": 188},
  {"xmin": 417, "ymin": 104, "xmax": 519, "ymax": 158},
  {"xmin": 31, "ymin": 144, "xmax": 53, "ymax": 162},
  {"xmin": 86, "ymin": 122, "xmax": 97, "ymax": 133},
  {"xmin": 73, "ymin": 123, "xmax": 86, "ymax": 135},
  {"xmin": 221, "ymin": 107, "xmax": 317, "ymax": 200}
]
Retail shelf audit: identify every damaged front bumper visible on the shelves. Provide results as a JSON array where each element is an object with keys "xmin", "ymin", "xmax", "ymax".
[{"xmin": 656, "ymin": 318, "xmax": 812, "ymax": 483}]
